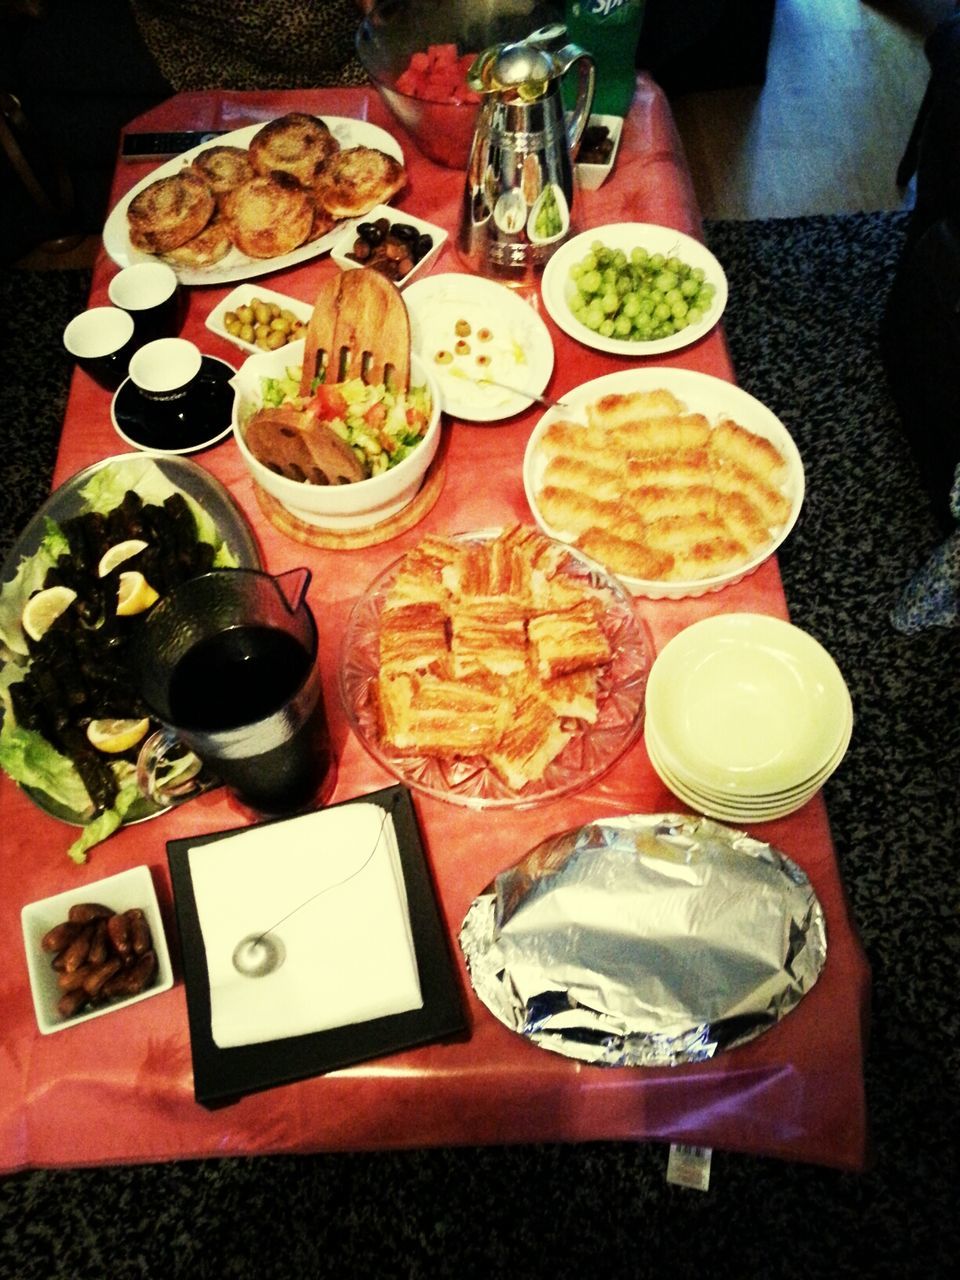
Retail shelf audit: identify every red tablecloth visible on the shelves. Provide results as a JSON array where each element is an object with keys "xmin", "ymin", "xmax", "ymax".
[{"xmin": 0, "ymin": 81, "xmax": 871, "ymax": 1173}]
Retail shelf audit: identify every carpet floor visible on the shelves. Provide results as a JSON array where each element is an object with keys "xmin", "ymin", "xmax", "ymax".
[{"xmin": 1, "ymin": 212, "xmax": 958, "ymax": 1280}]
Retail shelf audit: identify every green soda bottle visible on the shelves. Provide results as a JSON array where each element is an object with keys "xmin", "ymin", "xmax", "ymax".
[{"xmin": 564, "ymin": 0, "xmax": 646, "ymax": 117}]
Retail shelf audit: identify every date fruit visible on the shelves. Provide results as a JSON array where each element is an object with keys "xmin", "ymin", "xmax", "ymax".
[{"xmin": 43, "ymin": 903, "xmax": 158, "ymax": 1019}]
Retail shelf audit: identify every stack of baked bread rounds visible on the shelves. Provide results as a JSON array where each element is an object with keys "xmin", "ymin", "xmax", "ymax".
[{"xmin": 125, "ymin": 112, "xmax": 406, "ymax": 268}]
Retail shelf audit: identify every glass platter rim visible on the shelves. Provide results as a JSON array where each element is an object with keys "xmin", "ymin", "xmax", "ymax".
[
  {"xmin": 102, "ymin": 116, "xmax": 405, "ymax": 286},
  {"xmin": 337, "ymin": 526, "xmax": 655, "ymax": 811},
  {"xmin": 0, "ymin": 452, "xmax": 262, "ymax": 826}
]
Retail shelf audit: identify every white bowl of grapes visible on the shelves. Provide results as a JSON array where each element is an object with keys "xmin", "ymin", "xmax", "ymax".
[{"xmin": 540, "ymin": 222, "xmax": 728, "ymax": 357}]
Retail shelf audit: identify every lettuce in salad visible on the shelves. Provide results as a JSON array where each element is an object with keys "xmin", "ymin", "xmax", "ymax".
[{"xmin": 257, "ymin": 368, "xmax": 432, "ymax": 478}]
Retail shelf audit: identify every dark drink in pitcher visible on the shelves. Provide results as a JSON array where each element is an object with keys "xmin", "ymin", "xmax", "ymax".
[{"xmin": 167, "ymin": 624, "xmax": 332, "ymax": 814}]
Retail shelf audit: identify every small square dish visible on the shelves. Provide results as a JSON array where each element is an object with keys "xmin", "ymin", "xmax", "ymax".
[
  {"xmin": 205, "ymin": 283, "xmax": 313, "ymax": 356},
  {"xmin": 576, "ymin": 115, "xmax": 623, "ymax": 190},
  {"xmin": 331, "ymin": 205, "xmax": 447, "ymax": 289},
  {"xmin": 21, "ymin": 865, "xmax": 173, "ymax": 1034}
]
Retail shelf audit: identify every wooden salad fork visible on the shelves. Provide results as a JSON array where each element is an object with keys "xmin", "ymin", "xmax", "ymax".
[{"xmin": 300, "ymin": 268, "xmax": 411, "ymax": 396}]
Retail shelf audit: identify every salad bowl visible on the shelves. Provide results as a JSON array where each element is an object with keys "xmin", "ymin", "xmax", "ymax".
[{"xmin": 230, "ymin": 339, "xmax": 442, "ymax": 530}]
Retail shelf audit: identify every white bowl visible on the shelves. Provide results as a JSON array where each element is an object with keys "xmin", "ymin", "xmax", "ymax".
[
  {"xmin": 331, "ymin": 205, "xmax": 447, "ymax": 289},
  {"xmin": 523, "ymin": 366, "xmax": 805, "ymax": 600},
  {"xmin": 575, "ymin": 115, "xmax": 623, "ymax": 191},
  {"xmin": 206, "ymin": 283, "xmax": 313, "ymax": 357},
  {"xmin": 540, "ymin": 221, "xmax": 728, "ymax": 357},
  {"xmin": 21, "ymin": 865, "xmax": 173, "ymax": 1035},
  {"xmin": 644, "ymin": 614, "xmax": 853, "ymax": 796},
  {"xmin": 231, "ymin": 339, "xmax": 442, "ymax": 530}
]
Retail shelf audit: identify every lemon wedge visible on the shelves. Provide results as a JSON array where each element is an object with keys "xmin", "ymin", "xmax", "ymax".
[
  {"xmin": 86, "ymin": 716, "xmax": 151, "ymax": 753},
  {"xmin": 116, "ymin": 571, "xmax": 159, "ymax": 616},
  {"xmin": 97, "ymin": 539, "xmax": 148, "ymax": 578},
  {"xmin": 22, "ymin": 585, "xmax": 78, "ymax": 642}
]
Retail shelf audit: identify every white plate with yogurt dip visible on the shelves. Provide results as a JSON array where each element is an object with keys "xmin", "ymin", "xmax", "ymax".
[{"xmin": 403, "ymin": 274, "xmax": 555, "ymax": 422}]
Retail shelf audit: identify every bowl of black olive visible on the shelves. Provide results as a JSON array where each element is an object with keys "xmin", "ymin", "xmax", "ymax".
[{"xmin": 331, "ymin": 205, "xmax": 447, "ymax": 288}]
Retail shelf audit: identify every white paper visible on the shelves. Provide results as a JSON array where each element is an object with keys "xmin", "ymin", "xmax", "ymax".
[{"xmin": 188, "ymin": 804, "xmax": 423, "ymax": 1048}]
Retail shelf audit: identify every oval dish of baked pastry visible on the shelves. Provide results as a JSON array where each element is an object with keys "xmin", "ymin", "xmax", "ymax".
[
  {"xmin": 105, "ymin": 116, "xmax": 405, "ymax": 284},
  {"xmin": 221, "ymin": 174, "xmax": 315, "ymax": 259},
  {"xmin": 523, "ymin": 367, "xmax": 805, "ymax": 600},
  {"xmin": 127, "ymin": 170, "xmax": 216, "ymax": 255}
]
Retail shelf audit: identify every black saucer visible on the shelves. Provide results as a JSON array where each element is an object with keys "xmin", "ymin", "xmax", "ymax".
[{"xmin": 111, "ymin": 355, "xmax": 236, "ymax": 454}]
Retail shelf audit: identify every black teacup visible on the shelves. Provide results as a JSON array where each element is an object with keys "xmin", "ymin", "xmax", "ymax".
[
  {"xmin": 126, "ymin": 337, "xmax": 204, "ymax": 447},
  {"xmin": 108, "ymin": 262, "xmax": 183, "ymax": 347},
  {"xmin": 63, "ymin": 306, "xmax": 136, "ymax": 391}
]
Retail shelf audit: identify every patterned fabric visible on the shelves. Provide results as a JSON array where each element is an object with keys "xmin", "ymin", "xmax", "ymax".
[
  {"xmin": 129, "ymin": 0, "xmax": 368, "ymax": 91},
  {"xmin": 892, "ymin": 464, "xmax": 960, "ymax": 633}
]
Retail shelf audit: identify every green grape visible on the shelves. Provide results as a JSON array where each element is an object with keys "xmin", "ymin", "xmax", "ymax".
[{"xmin": 564, "ymin": 238, "xmax": 717, "ymax": 344}]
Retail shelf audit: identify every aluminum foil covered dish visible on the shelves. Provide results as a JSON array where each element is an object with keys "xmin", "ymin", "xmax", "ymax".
[{"xmin": 459, "ymin": 813, "xmax": 827, "ymax": 1067}]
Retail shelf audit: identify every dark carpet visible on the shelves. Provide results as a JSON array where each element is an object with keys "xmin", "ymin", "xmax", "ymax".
[{"xmin": 1, "ymin": 213, "xmax": 958, "ymax": 1280}]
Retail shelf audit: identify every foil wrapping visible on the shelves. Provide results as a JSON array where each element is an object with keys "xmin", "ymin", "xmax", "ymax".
[{"xmin": 459, "ymin": 813, "xmax": 827, "ymax": 1067}]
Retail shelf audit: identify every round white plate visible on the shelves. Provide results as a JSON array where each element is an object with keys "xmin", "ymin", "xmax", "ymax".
[
  {"xmin": 644, "ymin": 614, "xmax": 853, "ymax": 796},
  {"xmin": 403, "ymin": 274, "xmax": 555, "ymax": 422},
  {"xmin": 645, "ymin": 731, "xmax": 827, "ymax": 824},
  {"xmin": 540, "ymin": 222, "xmax": 728, "ymax": 356},
  {"xmin": 103, "ymin": 117, "xmax": 404, "ymax": 286},
  {"xmin": 523, "ymin": 366, "xmax": 805, "ymax": 599},
  {"xmin": 645, "ymin": 705, "xmax": 853, "ymax": 805}
]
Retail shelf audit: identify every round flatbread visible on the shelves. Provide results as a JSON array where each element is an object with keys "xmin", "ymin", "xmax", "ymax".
[
  {"xmin": 127, "ymin": 170, "xmax": 216, "ymax": 255},
  {"xmin": 162, "ymin": 215, "xmax": 233, "ymax": 268},
  {"xmin": 313, "ymin": 146, "xmax": 406, "ymax": 220},
  {"xmin": 221, "ymin": 172, "xmax": 314, "ymax": 259},
  {"xmin": 249, "ymin": 112, "xmax": 340, "ymax": 188},
  {"xmin": 188, "ymin": 145, "xmax": 256, "ymax": 198}
]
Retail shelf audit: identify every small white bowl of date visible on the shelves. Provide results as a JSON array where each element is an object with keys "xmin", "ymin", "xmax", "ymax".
[
  {"xmin": 21, "ymin": 865, "xmax": 173, "ymax": 1034},
  {"xmin": 331, "ymin": 205, "xmax": 446, "ymax": 288}
]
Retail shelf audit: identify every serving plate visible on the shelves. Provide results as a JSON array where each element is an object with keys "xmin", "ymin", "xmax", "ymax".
[
  {"xmin": 103, "ymin": 117, "xmax": 405, "ymax": 286},
  {"xmin": 0, "ymin": 454, "xmax": 260, "ymax": 827},
  {"xmin": 523, "ymin": 366, "xmax": 805, "ymax": 599},
  {"xmin": 540, "ymin": 222, "xmax": 728, "ymax": 357},
  {"xmin": 403, "ymin": 274, "xmax": 554, "ymax": 422},
  {"xmin": 338, "ymin": 530, "xmax": 653, "ymax": 809}
]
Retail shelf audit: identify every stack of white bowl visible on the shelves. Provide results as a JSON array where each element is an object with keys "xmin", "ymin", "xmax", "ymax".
[{"xmin": 644, "ymin": 613, "xmax": 853, "ymax": 823}]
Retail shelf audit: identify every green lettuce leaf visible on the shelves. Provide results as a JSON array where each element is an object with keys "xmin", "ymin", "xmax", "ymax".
[{"xmin": 0, "ymin": 722, "xmax": 95, "ymax": 819}]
